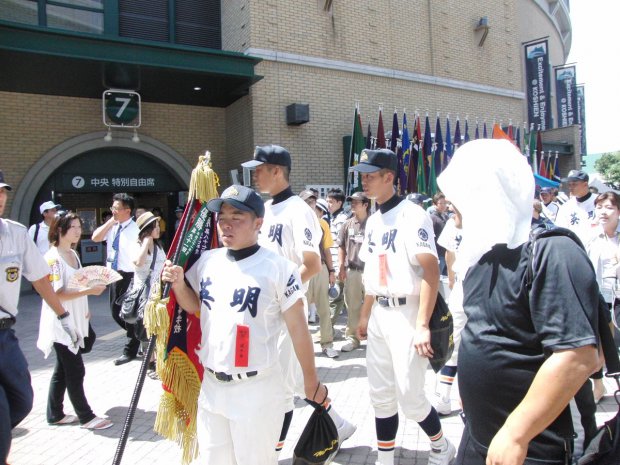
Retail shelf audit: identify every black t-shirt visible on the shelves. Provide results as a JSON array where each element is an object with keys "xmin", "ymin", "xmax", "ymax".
[{"xmin": 459, "ymin": 236, "xmax": 599, "ymax": 462}]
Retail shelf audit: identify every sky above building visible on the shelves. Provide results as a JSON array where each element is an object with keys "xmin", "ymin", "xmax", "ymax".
[{"xmin": 568, "ymin": 0, "xmax": 620, "ymax": 155}]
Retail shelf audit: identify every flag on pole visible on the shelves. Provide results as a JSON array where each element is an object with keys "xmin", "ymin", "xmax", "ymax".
[
  {"xmin": 445, "ymin": 117, "xmax": 453, "ymax": 169},
  {"xmin": 536, "ymin": 127, "xmax": 543, "ymax": 176},
  {"xmin": 408, "ymin": 114, "xmax": 421, "ymax": 193},
  {"xmin": 346, "ymin": 105, "xmax": 366, "ymax": 195},
  {"xmin": 474, "ymin": 121, "xmax": 480, "ymax": 140},
  {"xmin": 538, "ymin": 150, "xmax": 548, "ymax": 178},
  {"xmin": 366, "ymin": 121, "xmax": 372, "ymax": 149},
  {"xmin": 434, "ymin": 114, "xmax": 444, "ymax": 176},
  {"xmin": 464, "ymin": 119, "xmax": 470, "ymax": 143},
  {"xmin": 145, "ymin": 154, "xmax": 221, "ymax": 464},
  {"xmin": 376, "ymin": 109, "xmax": 386, "ymax": 149},
  {"xmin": 390, "ymin": 110, "xmax": 399, "ymax": 153},
  {"xmin": 483, "ymin": 121, "xmax": 488, "ymax": 139},
  {"xmin": 416, "ymin": 115, "xmax": 427, "ymax": 194},
  {"xmin": 507, "ymin": 122, "xmax": 514, "ymax": 143},
  {"xmin": 401, "ymin": 112, "xmax": 411, "ymax": 193},
  {"xmin": 453, "ymin": 118, "xmax": 461, "ymax": 151},
  {"xmin": 515, "ymin": 126, "xmax": 521, "ymax": 150},
  {"xmin": 492, "ymin": 123, "xmax": 512, "ymax": 141},
  {"xmin": 547, "ymin": 151, "xmax": 555, "ymax": 179},
  {"xmin": 424, "ymin": 115, "xmax": 437, "ymax": 195},
  {"xmin": 529, "ymin": 124, "xmax": 537, "ymax": 172}
]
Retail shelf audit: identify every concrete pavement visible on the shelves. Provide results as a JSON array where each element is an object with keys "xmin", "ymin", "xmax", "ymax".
[{"xmin": 8, "ymin": 289, "xmax": 618, "ymax": 465}]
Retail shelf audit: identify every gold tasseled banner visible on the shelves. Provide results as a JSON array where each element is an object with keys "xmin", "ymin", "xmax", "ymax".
[
  {"xmin": 153, "ymin": 348, "xmax": 202, "ymax": 464},
  {"xmin": 188, "ymin": 152, "xmax": 220, "ymax": 203}
]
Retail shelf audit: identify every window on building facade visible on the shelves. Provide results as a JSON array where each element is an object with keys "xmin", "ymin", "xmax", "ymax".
[{"xmin": 0, "ymin": 0, "xmax": 103, "ymax": 34}]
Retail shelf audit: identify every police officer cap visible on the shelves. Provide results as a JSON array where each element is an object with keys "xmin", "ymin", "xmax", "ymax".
[
  {"xmin": 351, "ymin": 149, "xmax": 398, "ymax": 173},
  {"xmin": 241, "ymin": 145, "xmax": 292, "ymax": 170},
  {"xmin": 0, "ymin": 170, "xmax": 12, "ymax": 191},
  {"xmin": 562, "ymin": 169, "xmax": 588, "ymax": 183},
  {"xmin": 207, "ymin": 185, "xmax": 265, "ymax": 218}
]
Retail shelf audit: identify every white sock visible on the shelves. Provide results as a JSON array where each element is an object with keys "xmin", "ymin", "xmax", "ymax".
[
  {"xmin": 377, "ymin": 449, "xmax": 395, "ymax": 465},
  {"xmin": 430, "ymin": 434, "xmax": 448, "ymax": 452},
  {"xmin": 326, "ymin": 404, "xmax": 344, "ymax": 428},
  {"xmin": 309, "ymin": 303, "xmax": 317, "ymax": 319}
]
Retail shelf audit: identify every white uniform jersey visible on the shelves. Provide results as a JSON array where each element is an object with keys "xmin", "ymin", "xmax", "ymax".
[
  {"xmin": 554, "ymin": 195, "xmax": 597, "ymax": 244},
  {"xmin": 360, "ymin": 199, "xmax": 437, "ymax": 297},
  {"xmin": 104, "ymin": 218, "xmax": 139, "ymax": 272},
  {"xmin": 258, "ymin": 195, "xmax": 320, "ymax": 290},
  {"xmin": 542, "ymin": 201, "xmax": 560, "ymax": 222},
  {"xmin": 185, "ymin": 247, "xmax": 305, "ymax": 374},
  {"xmin": 0, "ymin": 218, "xmax": 49, "ymax": 317},
  {"xmin": 28, "ymin": 221, "xmax": 51, "ymax": 256},
  {"xmin": 437, "ymin": 218, "xmax": 462, "ymax": 255}
]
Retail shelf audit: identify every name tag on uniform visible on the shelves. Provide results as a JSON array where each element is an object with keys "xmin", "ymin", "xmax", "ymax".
[
  {"xmin": 235, "ymin": 324, "xmax": 250, "ymax": 367},
  {"xmin": 379, "ymin": 254, "xmax": 388, "ymax": 287}
]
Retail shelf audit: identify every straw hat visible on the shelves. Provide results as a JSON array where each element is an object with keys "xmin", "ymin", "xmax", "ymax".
[{"xmin": 136, "ymin": 212, "xmax": 160, "ymax": 231}]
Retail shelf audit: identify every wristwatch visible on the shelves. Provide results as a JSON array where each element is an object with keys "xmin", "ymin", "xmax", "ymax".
[{"xmin": 57, "ymin": 311, "xmax": 70, "ymax": 320}]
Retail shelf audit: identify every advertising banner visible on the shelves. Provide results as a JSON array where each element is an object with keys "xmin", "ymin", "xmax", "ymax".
[
  {"xmin": 525, "ymin": 40, "xmax": 552, "ymax": 130},
  {"xmin": 555, "ymin": 66, "xmax": 578, "ymax": 127},
  {"xmin": 576, "ymin": 84, "xmax": 587, "ymax": 156}
]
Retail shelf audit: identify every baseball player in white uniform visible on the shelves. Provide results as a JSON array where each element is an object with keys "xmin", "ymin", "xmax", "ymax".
[
  {"xmin": 353, "ymin": 149, "xmax": 456, "ymax": 465},
  {"xmin": 0, "ymin": 171, "xmax": 79, "ymax": 464},
  {"xmin": 28, "ymin": 200, "xmax": 61, "ymax": 255},
  {"xmin": 161, "ymin": 185, "xmax": 328, "ymax": 465},
  {"xmin": 242, "ymin": 145, "xmax": 356, "ymax": 451},
  {"xmin": 554, "ymin": 170, "xmax": 597, "ymax": 244}
]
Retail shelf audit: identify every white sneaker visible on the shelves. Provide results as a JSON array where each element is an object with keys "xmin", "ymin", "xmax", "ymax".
[
  {"xmin": 308, "ymin": 313, "xmax": 317, "ymax": 324},
  {"xmin": 341, "ymin": 340, "xmax": 360, "ymax": 352},
  {"xmin": 337, "ymin": 419, "xmax": 357, "ymax": 442},
  {"xmin": 434, "ymin": 394, "xmax": 452, "ymax": 416},
  {"xmin": 322, "ymin": 346, "xmax": 339, "ymax": 358},
  {"xmin": 428, "ymin": 439, "xmax": 456, "ymax": 465}
]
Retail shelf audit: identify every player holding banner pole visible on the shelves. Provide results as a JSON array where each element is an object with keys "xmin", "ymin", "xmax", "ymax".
[{"xmin": 113, "ymin": 153, "xmax": 220, "ymax": 465}]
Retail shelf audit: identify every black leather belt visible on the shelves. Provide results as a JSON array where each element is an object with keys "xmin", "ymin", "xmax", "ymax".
[
  {"xmin": 376, "ymin": 296, "xmax": 407, "ymax": 307},
  {"xmin": 206, "ymin": 367, "xmax": 258, "ymax": 382},
  {"xmin": 347, "ymin": 265, "xmax": 364, "ymax": 272},
  {"xmin": 0, "ymin": 317, "xmax": 16, "ymax": 330}
]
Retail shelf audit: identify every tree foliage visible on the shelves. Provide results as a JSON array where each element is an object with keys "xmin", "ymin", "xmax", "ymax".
[{"xmin": 594, "ymin": 151, "xmax": 620, "ymax": 188}]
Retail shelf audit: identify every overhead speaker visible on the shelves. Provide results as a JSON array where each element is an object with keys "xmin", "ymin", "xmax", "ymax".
[{"xmin": 286, "ymin": 103, "xmax": 310, "ymax": 125}]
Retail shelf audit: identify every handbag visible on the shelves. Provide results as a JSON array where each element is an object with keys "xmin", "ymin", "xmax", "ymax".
[
  {"xmin": 428, "ymin": 291, "xmax": 454, "ymax": 373},
  {"xmin": 292, "ymin": 387, "xmax": 339, "ymax": 465},
  {"xmin": 116, "ymin": 247, "xmax": 158, "ymax": 325}
]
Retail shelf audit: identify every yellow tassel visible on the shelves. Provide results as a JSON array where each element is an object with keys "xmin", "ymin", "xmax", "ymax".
[
  {"xmin": 153, "ymin": 349, "xmax": 201, "ymax": 464},
  {"xmin": 188, "ymin": 151, "xmax": 220, "ymax": 203}
]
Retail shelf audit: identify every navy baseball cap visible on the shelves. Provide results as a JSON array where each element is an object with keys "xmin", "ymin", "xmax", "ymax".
[
  {"xmin": 207, "ymin": 185, "xmax": 265, "ymax": 218},
  {"xmin": 346, "ymin": 191, "xmax": 369, "ymax": 202},
  {"xmin": 0, "ymin": 170, "xmax": 12, "ymax": 191},
  {"xmin": 540, "ymin": 187, "xmax": 553, "ymax": 194},
  {"xmin": 241, "ymin": 145, "xmax": 292, "ymax": 170},
  {"xmin": 351, "ymin": 149, "xmax": 398, "ymax": 173},
  {"xmin": 562, "ymin": 169, "xmax": 589, "ymax": 183}
]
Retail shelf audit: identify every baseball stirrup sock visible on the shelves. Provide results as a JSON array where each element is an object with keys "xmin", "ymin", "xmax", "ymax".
[
  {"xmin": 438, "ymin": 364, "xmax": 457, "ymax": 399},
  {"xmin": 418, "ymin": 408, "xmax": 447, "ymax": 451},
  {"xmin": 275, "ymin": 410, "xmax": 293, "ymax": 452},
  {"xmin": 375, "ymin": 414, "xmax": 398, "ymax": 465}
]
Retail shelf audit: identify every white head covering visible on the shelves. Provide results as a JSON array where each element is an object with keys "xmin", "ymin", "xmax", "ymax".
[{"xmin": 437, "ymin": 139, "xmax": 534, "ymax": 276}]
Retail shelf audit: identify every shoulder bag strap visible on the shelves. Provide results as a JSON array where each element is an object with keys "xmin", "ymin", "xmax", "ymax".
[{"xmin": 33, "ymin": 222, "xmax": 40, "ymax": 244}]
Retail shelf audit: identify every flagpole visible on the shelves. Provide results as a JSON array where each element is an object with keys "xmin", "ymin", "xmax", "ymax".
[
  {"xmin": 345, "ymin": 101, "xmax": 360, "ymax": 196},
  {"xmin": 113, "ymin": 153, "xmax": 219, "ymax": 465}
]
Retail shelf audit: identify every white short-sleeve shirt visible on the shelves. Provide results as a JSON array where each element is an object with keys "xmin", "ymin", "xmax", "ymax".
[
  {"xmin": 28, "ymin": 221, "xmax": 51, "ymax": 256},
  {"xmin": 360, "ymin": 199, "xmax": 437, "ymax": 297},
  {"xmin": 554, "ymin": 195, "xmax": 597, "ymax": 244},
  {"xmin": 185, "ymin": 247, "xmax": 305, "ymax": 374},
  {"xmin": 259, "ymin": 195, "xmax": 321, "ymax": 289},
  {"xmin": 104, "ymin": 218, "xmax": 140, "ymax": 272},
  {"xmin": 0, "ymin": 218, "xmax": 49, "ymax": 317}
]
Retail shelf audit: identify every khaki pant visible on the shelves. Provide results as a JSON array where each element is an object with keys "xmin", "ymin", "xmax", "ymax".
[
  {"xmin": 343, "ymin": 268, "xmax": 364, "ymax": 343},
  {"xmin": 306, "ymin": 264, "xmax": 332, "ymax": 346}
]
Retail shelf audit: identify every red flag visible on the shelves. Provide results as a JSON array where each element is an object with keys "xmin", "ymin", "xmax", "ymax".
[
  {"xmin": 492, "ymin": 123, "xmax": 513, "ymax": 142},
  {"xmin": 376, "ymin": 109, "xmax": 386, "ymax": 149},
  {"xmin": 538, "ymin": 151, "xmax": 548, "ymax": 178}
]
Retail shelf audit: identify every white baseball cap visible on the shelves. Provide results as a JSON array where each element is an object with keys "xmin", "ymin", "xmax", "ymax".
[{"xmin": 39, "ymin": 200, "xmax": 61, "ymax": 215}]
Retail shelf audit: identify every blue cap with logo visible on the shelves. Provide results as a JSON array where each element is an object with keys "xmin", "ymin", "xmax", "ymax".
[
  {"xmin": 207, "ymin": 185, "xmax": 265, "ymax": 218},
  {"xmin": 351, "ymin": 149, "xmax": 398, "ymax": 173},
  {"xmin": 241, "ymin": 145, "xmax": 292, "ymax": 170}
]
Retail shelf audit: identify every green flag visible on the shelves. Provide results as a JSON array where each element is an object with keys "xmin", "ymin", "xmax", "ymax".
[
  {"xmin": 528, "ymin": 124, "xmax": 537, "ymax": 172},
  {"xmin": 347, "ymin": 106, "xmax": 366, "ymax": 195}
]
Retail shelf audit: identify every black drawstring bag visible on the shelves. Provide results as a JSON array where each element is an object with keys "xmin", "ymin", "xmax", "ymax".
[
  {"xmin": 293, "ymin": 387, "xmax": 339, "ymax": 465},
  {"xmin": 429, "ymin": 292, "xmax": 454, "ymax": 373}
]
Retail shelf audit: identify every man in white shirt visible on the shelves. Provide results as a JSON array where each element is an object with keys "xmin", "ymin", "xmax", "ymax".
[
  {"xmin": 555, "ymin": 170, "xmax": 597, "ymax": 244},
  {"xmin": 539, "ymin": 187, "xmax": 560, "ymax": 222},
  {"xmin": 161, "ymin": 185, "xmax": 328, "ymax": 465},
  {"xmin": 0, "ymin": 171, "xmax": 78, "ymax": 463},
  {"xmin": 28, "ymin": 200, "xmax": 60, "ymax": 255},
  {"xmin": 92, "ymin": 193, "xmax": 140, "ymax": 365}
]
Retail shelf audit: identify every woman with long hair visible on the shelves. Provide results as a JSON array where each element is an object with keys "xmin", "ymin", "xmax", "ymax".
[
  {"xmin": 37, "ymin": 212, "xmax": 113, "ymax": 430},
  {"xmin": 132, "ymin": 212, "xmax": 165, "ymax": 375}
]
